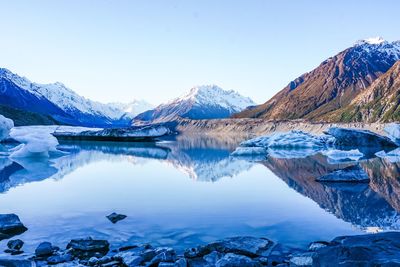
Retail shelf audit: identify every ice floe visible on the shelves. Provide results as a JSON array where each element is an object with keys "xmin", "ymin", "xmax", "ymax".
[{"xmin": 7, "ymin": 128, "xmax": 66, "ymax": 158}]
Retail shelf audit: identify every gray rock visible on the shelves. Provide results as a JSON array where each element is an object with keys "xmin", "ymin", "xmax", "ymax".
[
  {"xmin": 174, "ymin": 258, "xmax": 188, "ymax": 267},
  {"xmin": 326, "ymin": 127, "xmax": 398, "ymax": 149},
  {"xmin": 106, "ymin": 212, "xmax": 127, "ymax": 224},
  {"xmin": 203, "ymin": 251, "xmax": 223, "ymax": 265},
  {"xmin": 289, "ymin": 252, "xmax": 315, "ymax": 266},
  {"xmin": 35, "ymin": 242, "xmax": 54, "ymax": 257},
  {"xmin": 47, "ymin": 254, "xmax": 72, "ymax": 265},
  {"xmin": 148, "ymin": 247, "xmax": 177, "ymax": 265},
  {"xmin": 114, "ymin": 252, "xmax": 144, "ymax": 266},
  {"xmin": 312, "ymin": 232, "xmax": 400, "ymax": 266},
  {"xmin": 67, "ymin": 237, "xmax": 110, "ymax": 259},
  {"xmin": 316, "ymin": 165, "xmax": 370, "ymax": 183},
  {"xmin": 7, "ymin": 239, "xmax": 24, "ymax": 250},
  {"xmin": 186, "ymin": 236, "xmax": 274, "ymax": 258},
  {"xmin": 0, "ymin": 214, "xmax": 27, "ymax": 240},
  {"xmin": 215, "ymin": 253, "xmax": 262, "ymax": 267}
]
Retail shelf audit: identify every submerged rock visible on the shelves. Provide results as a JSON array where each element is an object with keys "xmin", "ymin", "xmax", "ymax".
[
  {"xmin": 326, "ymin": 127, "xmax": 397, "ymax": 149},
  {"xmin": 0, "ymin": 214, "xmax": 27, "ymax": 241},
  {"xmin": 315, "ymin": 165, "xmax": 370, "ymax": 183},
  {"xmin": 106, "ymin": 212, "xmax": 127, "ymax": 224},
  {"xmin": 312, "ymin": 232, "xmax": 400, "ymax": 266}
]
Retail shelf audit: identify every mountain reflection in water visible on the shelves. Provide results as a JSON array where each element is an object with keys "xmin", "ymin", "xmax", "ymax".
[{"xmin": 0, "ymin": 134, "xmax": 399, "ymax": 252}]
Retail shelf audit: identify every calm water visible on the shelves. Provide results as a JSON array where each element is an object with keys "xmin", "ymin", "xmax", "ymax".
[{"xmin": 0, "ymin": 135, "xmax": 399, "ymax": 256}]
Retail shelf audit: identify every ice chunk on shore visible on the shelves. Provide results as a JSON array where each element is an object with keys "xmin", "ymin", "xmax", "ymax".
[
  {"xmin": 8, "ymin": 128, "xmax": 65, "ymax": 158},
  {"xmin": 376, "ymin": 148, "xmax": 400, "ymax": 163},
  {"xmin": 384, "ymin": 123, "xmax": 400, "ymax": 143},
  {"xmin": 322, "ymin": 149, "xmax": 364, "ymax": 163},
  {"xmin": 0, "ymin": 115, "xmax": 14, "ymax": 141}
]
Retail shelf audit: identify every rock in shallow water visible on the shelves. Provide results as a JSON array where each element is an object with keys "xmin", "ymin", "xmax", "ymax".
[
  {"xmin": 106, "ymin": 212, "xmax": 127, "ymax": 224},
  {"xmin": 185, "ymin": 236, "xmax": 274, "ymax": 258},
  {"xmin": 312, "ymin": 232, "xmax": 400, "ymax": 266},
  {"xmin": 35, "ymin": 242, "xmax": 55, "ymax": 257},
  {"xmin": 0, "ymin": 214, "xmax": 27, "ymax": 240},
  {"xmin": 7, "ymin": 239, "xmax": 24, "ymax": 250},
  {"xmin": 67, "ymin": 237, "xmax": 110, "ymax": 259}
]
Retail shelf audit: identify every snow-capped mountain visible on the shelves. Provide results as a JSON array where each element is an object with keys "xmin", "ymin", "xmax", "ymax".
[
  {"xmin": 134, "ymin": 85, "xmax": 256, "ymax": 124},
  {"xmin": 0, "ymin": 68, "xmax": 152, "ymax": 127},
  {"xmin": 235, "ymin": 37, "xmax": 400, "ymax": 121}
]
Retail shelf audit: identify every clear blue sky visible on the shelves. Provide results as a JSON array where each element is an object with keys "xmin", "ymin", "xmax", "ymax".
[{"xmin": 1, "ymin": 0, "xmax": 399, "ymax": 105}]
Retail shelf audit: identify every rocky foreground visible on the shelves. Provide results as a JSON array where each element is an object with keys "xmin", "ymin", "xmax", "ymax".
[{"xmin": 1, "ymin": 214, "xmax": 399, "ymax": 267}]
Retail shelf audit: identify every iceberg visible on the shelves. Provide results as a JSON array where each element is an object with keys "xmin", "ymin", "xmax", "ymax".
[
  {"xmin": 7, "ymin": 127, "xmax": 65, "ymax": 158},
  {"xmin": 375, "ymin": 148, "xmax": 400, "ymax": 163},
  {"xmin": 384, "ymin": 123, "xmax": 400, "ymax": 143},
  {"xmin": 0, "ymin": 115, "xmax": 14, "ymax": 142}
]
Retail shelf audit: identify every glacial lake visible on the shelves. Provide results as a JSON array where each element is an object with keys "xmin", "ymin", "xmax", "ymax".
[{"xmin": 0, "ymin": 134, "xmax": 399, "ymax": 256}]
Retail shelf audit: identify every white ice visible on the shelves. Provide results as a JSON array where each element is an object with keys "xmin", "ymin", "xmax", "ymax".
[
  {"xmin": 384, "ymin": 123, "xmax": 400, "ymax": 142},
  {"xmin": 8, "ymin": 127, "xmax": 66, "ymax": 158}
]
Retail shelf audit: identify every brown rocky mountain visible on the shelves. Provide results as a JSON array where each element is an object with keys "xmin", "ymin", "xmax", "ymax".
[
  {"xmin": 322, "ymin": 60, "xmax": 400, "ymax": 122},
  {"xmin": 234, "ymin": 38, "xmax": 400, "ymax": 122}
]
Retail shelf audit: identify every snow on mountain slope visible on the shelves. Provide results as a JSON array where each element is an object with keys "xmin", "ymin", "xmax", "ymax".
[
  {"xmin": 0, "ymin": 68, "xmax": 152, "ymax": 126},
  {"xmin": 134, "ymin": 85, "xmax": 255, "ymax": 123}
]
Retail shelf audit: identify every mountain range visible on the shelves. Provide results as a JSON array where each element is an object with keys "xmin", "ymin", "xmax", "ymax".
[
  {"xmin": 1, "ymin": 37, "xmax": 399, "ymax": 127},
  {"xmin": 0, "ymin": 68, "xmax": 152, "ymax": 127},
  {"xmin": 133, "ymin": 85, "xmax": 256, "ymax": 124},
  {"xmin": 234, "ymin": 37, "xmax": 400, "ymax": 122}
]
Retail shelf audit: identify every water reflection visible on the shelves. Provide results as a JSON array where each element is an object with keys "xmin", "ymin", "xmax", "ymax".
[{"xmin": 0, "ymin": 134, "xmax": 399, "ymax": 251}]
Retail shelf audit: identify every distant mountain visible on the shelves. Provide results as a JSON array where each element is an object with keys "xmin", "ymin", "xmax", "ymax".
[
  {"xmin": 0, "ymin": 68, "xmax": 152, "ymax": 127},
  {"xmin": 323, "ymin": 61, "xmax": 400, "ymax": 122},
  {"xmin": 234, "ymin": 37, "xmax": 400, "ymax": 122},
  {"xmin": 133, "ymin": 85, "xmax": 255, "ymax": 124}
]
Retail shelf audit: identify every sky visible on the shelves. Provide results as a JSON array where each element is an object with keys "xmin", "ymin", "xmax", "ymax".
[{"xmin": 1, "ymin": 0, "xmax": 399, "ymax": 105}]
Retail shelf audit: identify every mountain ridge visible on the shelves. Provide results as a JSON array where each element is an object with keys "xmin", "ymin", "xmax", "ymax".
[{"xmin": 233, "ymin": 38, "xmax": 400, "ymax": 122}]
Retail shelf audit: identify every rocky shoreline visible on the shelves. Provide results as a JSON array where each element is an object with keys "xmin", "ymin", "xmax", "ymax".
[{"xmin": 1, "ymin": 213, "xmax": 399, "ymax": 267}]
